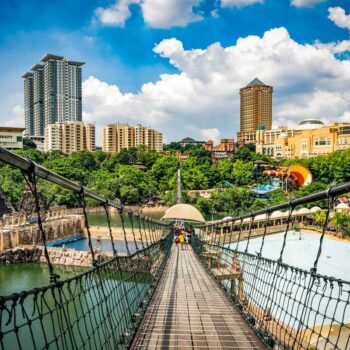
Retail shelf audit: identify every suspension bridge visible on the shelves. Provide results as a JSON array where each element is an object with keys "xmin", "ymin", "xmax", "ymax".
[{"xmin": 0, "ymin": 147, "xmax": 349, "ymax": 350}]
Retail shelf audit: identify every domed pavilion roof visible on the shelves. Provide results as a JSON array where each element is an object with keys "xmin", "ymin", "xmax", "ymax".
[
  {"xmin": 296, "ymin": 119, "xmax": 325, "ymax": 130},
  {"xmin": 162, "ymin": 204, "xmax": 205, "ymax": 223}
]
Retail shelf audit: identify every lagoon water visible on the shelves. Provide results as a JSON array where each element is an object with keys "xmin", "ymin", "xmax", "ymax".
[
  {"xmin": 230, "ymin": 231, "xmax": 350, "ymax": 280},
  {"xmin": 55, "ymin": 237, "xmax": 139, "ymax": 254},
  {"xmin": 228, "ymin": 231, "xmax": 350, "ymax": 328}
]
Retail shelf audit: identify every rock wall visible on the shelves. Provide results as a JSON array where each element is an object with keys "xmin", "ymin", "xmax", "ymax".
[
  {"xmin": 41, "ymin": 247, "xmax": 113, "ymax": 267},
  {"xmin": 0, "ymin": 247, "xmax": 42, "ymax": 264},
  {"xmin": 0, "ymin": 215, "xmax": 84, "ymax": 251}
]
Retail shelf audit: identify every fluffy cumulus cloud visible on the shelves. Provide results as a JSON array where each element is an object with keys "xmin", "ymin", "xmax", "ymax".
[
  {"xmin": 291, "ymin": 0, "xmax": 326, "ymax": 8},
  {"xmin": 328, "ymin": 7, "xmax": 350, "ymax": 31},
  {"xmin": 221, "ymin": 0, "xmax": 264, "ymax": 8},
  {"xmin": 96, "ymin": 0, "xmax": 202, "ymax": 28},
  {"xmin": 95, "ymin": 0, "xmax": 140, "ymax": 26},
  {"xmin": 141, "ymin": 0, "xmax": 202, "ymax": 28},
  {"xmin": 83, "ymin": 27, "xmax": 350, "ymax": 144}
]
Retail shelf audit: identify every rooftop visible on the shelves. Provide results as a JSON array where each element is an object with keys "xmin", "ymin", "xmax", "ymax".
[
  {"xmin": 31, "ymin": 63, "xmax": 44, "ymax": 71},
  {"xmin": 40, "ymin": 54, "xmax": 65, "ymax": 62},
  {"xmin": 67, "ymin": 60, "xmax": 85, "ymax": 67},
  {"xmin": 297, "ymin": 119, "xmax": 325, "ymax": 130},
  {"xmin": 181, "ymin": 137, "xmax": 205, "ymax": 143},
  {"xmin": 22, "ymin": 72, "xmax": 33, "ymax": 78},
  {"xmin": 0, "ymin": 126, "xmax": 25, "ymax": 132},
  {"xmin": 246, "ymin": 77, "xmax": 269, "ymax": 87}
]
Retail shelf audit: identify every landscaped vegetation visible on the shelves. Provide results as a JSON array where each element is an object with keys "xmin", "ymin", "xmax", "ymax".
[{"xmin": 1, "ymin": 143, "xmax": 350, "ymax": 220}]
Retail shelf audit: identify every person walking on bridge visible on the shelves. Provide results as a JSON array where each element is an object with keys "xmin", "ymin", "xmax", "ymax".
[{"xmin": 179, "ymin": 231, "xmax": 185, "ymax": 250}]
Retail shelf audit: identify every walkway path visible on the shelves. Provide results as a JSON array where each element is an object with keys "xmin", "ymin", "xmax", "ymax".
[{"xmin": 131, "ymin": 245, "xmax": 266, "ymax": 349}]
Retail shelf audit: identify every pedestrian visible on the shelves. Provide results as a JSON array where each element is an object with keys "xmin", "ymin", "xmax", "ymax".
[
  {"xmin": 179, "ymin": 232, "xmax": 185, "ymax": 250},
  {"xmin": 185, "ymin": 232, "xmax": 189, "ymax": 250}
]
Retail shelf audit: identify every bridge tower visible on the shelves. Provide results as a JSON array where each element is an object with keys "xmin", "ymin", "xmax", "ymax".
[{"xmin": 176, "ymin": 168, "xmax": 182, "ymax": 204}]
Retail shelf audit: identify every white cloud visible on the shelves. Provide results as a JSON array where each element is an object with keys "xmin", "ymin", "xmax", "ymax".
[
  {"xmin": 141, "ymin": 0, "xmax": 202, "ymax": 28},
  {"xmin": 200, "ymin": 128, "xmax": 221, "ymax": 143},
  {"xmin": 291, "ymin": 0, "xmax": 326, "ymax": 8},
  {"xmin": 314, "ymin": 39, "xmax": 350, "ymax": 54},
  {"xmin": 95, "ymin": 0, "xmax": 202, "ymax": 28},
  {"xmin": 83, "ymin": 27, "xmax": 350, "ymax": 144},
  {"xmin": 221, "ymin": 0, "xmax": 263, "ymax": 8},
  {"xmin": 6, "ymin": 105, "xmax": 24, "ymax": 127},
  {"xmin": 95, "ymin": 0, "xmax": 140, "ymax": 27},
  {"xmin": 328, "ymin": 7, "xmax": 350, "ymax": 31}
]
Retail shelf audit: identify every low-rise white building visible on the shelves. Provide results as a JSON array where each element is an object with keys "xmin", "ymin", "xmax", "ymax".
[{"xmin": 0, "ymin": 127, "xmax": 25, "ymax": 150}]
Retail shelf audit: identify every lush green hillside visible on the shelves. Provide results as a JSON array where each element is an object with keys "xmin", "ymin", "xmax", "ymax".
[{"xmin": 1, "ymin": 144, "xmax": 349, "ymax": 217}]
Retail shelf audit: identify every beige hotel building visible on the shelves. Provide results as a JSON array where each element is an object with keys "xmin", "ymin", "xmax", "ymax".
[
  {"xmin": 256, "ymin": 119, "xmax": 350, "ymax": 160},
  {"xmin": 102, "ymin": 123, "xmax": 163, "ymax": 153},
  {"xmin": 44, "ymin": 121, "xmax": 95, "ymax": 154},
  {"xmin": 237, "ymin": 78, "xmax": 273, "ymax": 146}
]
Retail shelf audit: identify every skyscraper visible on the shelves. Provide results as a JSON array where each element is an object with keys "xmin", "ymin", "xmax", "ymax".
[
  {"xmin": 237, "ymin": 78, "xmax": 273, "ymax": 145},
  {"xmin": 23, "ymin": 54, "xmax": 84, "ymax": 136},
  {"xmin": 22, "ymin": 72, "xmax": 34, "ymax": 135}
]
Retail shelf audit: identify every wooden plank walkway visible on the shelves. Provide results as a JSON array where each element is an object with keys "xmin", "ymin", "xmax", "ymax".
[{"xmin": 131, "ymin": 245, "xmax": 266, "ymax": 349}]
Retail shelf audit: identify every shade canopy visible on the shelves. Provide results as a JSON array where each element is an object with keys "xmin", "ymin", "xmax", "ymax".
[
  {"xmin": 162, "ymin": 204, "xmax": 206, "ymax": 223},
  {"xmin": 310, "ymin": 206, "xmax": 321, "ymax": 213},
  {"xmin": 336, "ymin": 203, "xmax": 350, "ymax": 209}
]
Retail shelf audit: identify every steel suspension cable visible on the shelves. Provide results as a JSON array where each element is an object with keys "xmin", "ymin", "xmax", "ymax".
[
  {"xmin": 21, "ymin": 167, "xmax": 59, "ymax": 283},
  {"xmin": 77, "ymin": 187, "xmax": 97, "ymax": 266}
]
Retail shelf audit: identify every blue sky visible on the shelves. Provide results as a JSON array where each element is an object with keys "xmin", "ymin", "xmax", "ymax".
[{"xmin": 1, "ymin": 0, "xmax": 350, "ymax": 143}]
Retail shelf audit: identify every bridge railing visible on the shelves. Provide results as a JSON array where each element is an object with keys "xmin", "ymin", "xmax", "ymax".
[
  {"xmin": 0, "ymin": 147, "xmax": 172, "ymax": 349},
  {"xmin": 192, "ymin": 182, "xmax": 350, "ymax": 350}
]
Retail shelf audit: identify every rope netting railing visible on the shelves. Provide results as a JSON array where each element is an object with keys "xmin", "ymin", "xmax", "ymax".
[
  {"xmin": 192, "ymin": 182, "xmax": 350, "ymax": 350},
  {"xmin": 0, "ymin": 147, "xmax": 172, "ymax": 349}
]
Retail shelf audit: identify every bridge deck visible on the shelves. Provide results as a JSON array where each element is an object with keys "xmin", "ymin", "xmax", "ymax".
[{"xmin": 131, "ymin": 245, "xmax": 266, "ymax": 349}]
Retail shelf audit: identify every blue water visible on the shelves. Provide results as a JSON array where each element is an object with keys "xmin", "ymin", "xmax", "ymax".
[
  {"xmin": 57, "ymin": 237, "xmax": 139, "ymax": 254},
  {"xmin": 227, "ymin": 232, "xmax": 350, "ymax": 327},
  {"xmin": 231, "ymin": 232, "xmax": 350, "ymax": 280}
]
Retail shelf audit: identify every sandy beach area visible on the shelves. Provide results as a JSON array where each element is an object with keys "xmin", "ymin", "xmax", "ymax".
[
  {"xmin": 89, "ymin": 226, "xmax": 154, "ymax": 241},
  {"xmin": 301, "ymin": 227, "xmax": 350, "ymax": 243}
]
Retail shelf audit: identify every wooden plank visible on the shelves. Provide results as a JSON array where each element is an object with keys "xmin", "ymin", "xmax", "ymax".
[{"xmin": 130, "ymin": 245, "xmax": 266, "ymax": 350}]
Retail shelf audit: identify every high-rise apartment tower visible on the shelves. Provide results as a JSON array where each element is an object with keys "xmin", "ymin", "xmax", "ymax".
[
  {"xmin": 238, "ymin": 78, "xmax": 273, "ymax": 145},
  {"xmin": 23, "ymin": 54, "xmax": 84, "ymax": 136}
]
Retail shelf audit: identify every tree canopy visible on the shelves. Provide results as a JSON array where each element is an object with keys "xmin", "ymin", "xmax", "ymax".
[{"xmin": 0, "ymin": 145, "xmax": 348, "ymax": 217}]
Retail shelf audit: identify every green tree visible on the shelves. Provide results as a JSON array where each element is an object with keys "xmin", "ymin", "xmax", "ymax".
[
  {"xmin": 232, "ymin": 160, "xmax": 254, "ymax": 185},
  {"xmin": 23, "ymin": 137, "xmax": 37, "ymax": 150},
  {"xmin": 333, "ymin": 212, "xmax": 350, "ymax": 237},
  {"xmin": 235, "ymin": 146, "xmax": 254, "ymax": 162},
  {"xmin": 15, "ymin": 149, "xmax": 46, "ymax": 164},
  {"xmin": 312, "ymin": 210, "xmax": 326, "ymax": 228},
  {"xmin": 149, "ymin": 156, "xmax": 179, "ymax": 192}
]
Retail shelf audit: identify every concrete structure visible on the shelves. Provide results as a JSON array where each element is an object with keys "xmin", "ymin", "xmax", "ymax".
[
  {"xmin": 176, "ymin": 151, "xmax": 189, "ymax": 162},
  {"xmin": 44, "ymin": 121, "xmax": 95, "ymax": 154},
  {"xmin": 180, "ymin": 137, "xmax": 206, "ymax": 147},
  {"xmin": 0, "ymin": 127, "xmax": 25, "ymax": 150},
  {"xmin": 205, "ymin": 138, "xmax": 235, "ymax": 160},
  {"xmin": 237, "ymin": 78, "xmax": 273, "ymax": 145},
  {"xmin": 256, "ymin": 120, "xmax": 350, "ymax": 160},
  {"xmin": 24, "ymin": 135, "xmax": 45, "ymax": 151},
  {"xmin": 102, "ymin": 123, "xmax": 163, "ymax": 152},
  {"xmin": 23, "ymin": 54, "xmax": 84, "ymax": 136}
]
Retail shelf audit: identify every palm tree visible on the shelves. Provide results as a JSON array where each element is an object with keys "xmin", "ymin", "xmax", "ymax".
[{"xmin": 312, "ymin": 210, "xmax": 326, "ymax": 228}]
